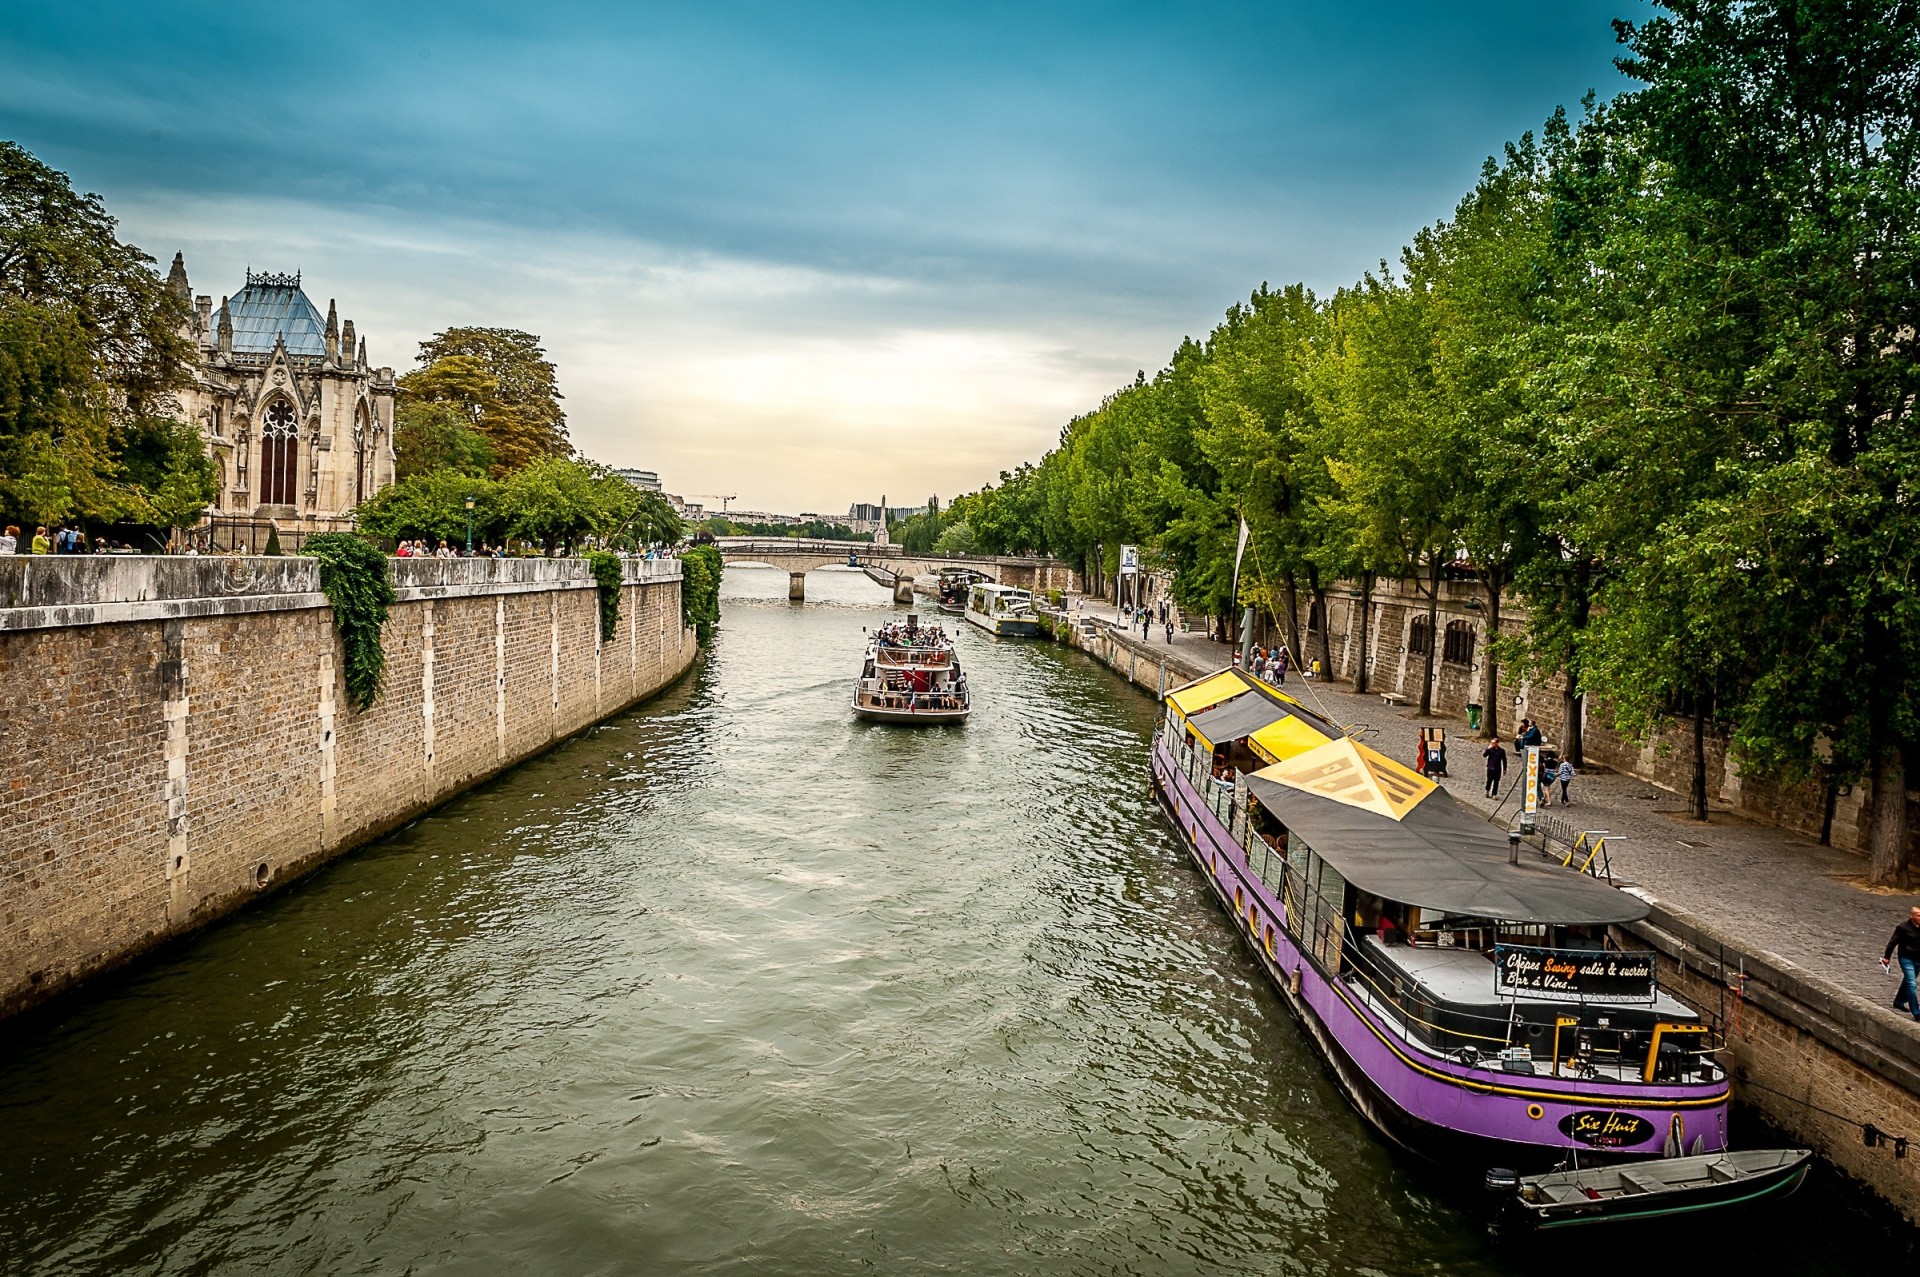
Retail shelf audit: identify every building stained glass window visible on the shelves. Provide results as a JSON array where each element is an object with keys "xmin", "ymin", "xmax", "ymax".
[{"xmin": 259, "ymin": 399, "xmax": 299, "ymax": 506}]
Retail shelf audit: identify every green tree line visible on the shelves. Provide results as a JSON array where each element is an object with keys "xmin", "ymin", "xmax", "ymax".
[{"xmin": 947, "ymin": 1, "xmax": 1920, "ymax": 884}]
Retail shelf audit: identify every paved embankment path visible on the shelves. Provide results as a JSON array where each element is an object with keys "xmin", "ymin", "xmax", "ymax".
[{"xmin": 1061, "ymin": 596, "xmax": 1920, "ymax": 1019}]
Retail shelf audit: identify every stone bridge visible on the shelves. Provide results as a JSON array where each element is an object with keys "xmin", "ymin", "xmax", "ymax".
[{"xmin": 712, "ymin": 538, "xmax": 1079, "ymax": 602}]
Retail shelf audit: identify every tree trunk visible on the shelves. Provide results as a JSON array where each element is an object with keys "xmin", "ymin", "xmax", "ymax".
[
  {"xmin": 1482, "ymin": 572, "xmax": 1503, "ymax": 741},
  {"xmin": 1418, "ymin": 557, "xmax": 1440, "ymax": 717},
  {"xmin": 1868, "ymin": 743, "xmax": 1910, "ymax": 888},
  {"xmin": 1689, "ymin": 701, "xmax": 1709, "ymax": 821},
  {"xmin": 1307, "ymin": 565, "xmax": 1333, "ymax": 680},
  {"xmin": 1282, "ymin": 570, "xmax": 1304, "ymax": 663},
  {"xmin": 1354, "ymin": 572, "xmax": 1374, "ymax": 694}
]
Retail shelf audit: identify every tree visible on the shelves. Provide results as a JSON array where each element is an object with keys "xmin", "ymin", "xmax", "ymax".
[
  {"xmin": 0, "ymin": 143, "xmax": 209, "ymax": 527},
  {"xmin": 1600, "ymin": 0, "xmax": 1920, "ymax": 879},
  {"xmin": 500, "ymin": 456, "xmax": 637, "ymax": 554},
  {"xmin": 353, "ymin": 469, "xmax": 504, "ymax": 546},
  {"xmin": 932, "ymin": 519, "xmax": 976, "ymax": 555},
  {"xmin": 392, "ymin": 399, "xmax": 497, "ymax": 480},
  {"xmin": 405, "ymin": 327, "xmax": 569, "ymax": 473}
]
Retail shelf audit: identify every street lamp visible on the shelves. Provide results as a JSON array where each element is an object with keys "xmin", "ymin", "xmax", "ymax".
[{"xmin": 464, "ymin": 495, "xmax": 476, "ymax": 556}]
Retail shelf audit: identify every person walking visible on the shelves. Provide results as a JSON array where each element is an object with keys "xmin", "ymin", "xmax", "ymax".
[
  {"xmin": 1883, "ymin": 906, "xmax": 1920, "ymax": 1021},
  {"xmin": 1165, "ymin": 614, "xmax": 1174, "ymax": 644},
  {"xmin": 1556, "ymin": 758, "xmax": 1576, "ymax": 805},
  {"xmin": 1274, "ymin": 645, "xmax": 1289, "ymax": 685},
  {"xmin": 1483, "ymin": 738, "xmax": 1508, "ymax": 798},
  {"xmin": 0, "ymin": 525, "xmax": 16, "ymax": 554}
]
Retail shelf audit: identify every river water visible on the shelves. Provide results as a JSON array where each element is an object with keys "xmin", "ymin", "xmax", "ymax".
[{"xmin": 0, "ymin": 567, "xmax": 1906, "ymax": 1275}]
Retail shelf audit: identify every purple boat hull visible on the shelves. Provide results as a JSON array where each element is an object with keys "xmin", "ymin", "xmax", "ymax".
[{"xmin": 1151, "ymin": 735, "xmax": 1729, "ymax": 1170}]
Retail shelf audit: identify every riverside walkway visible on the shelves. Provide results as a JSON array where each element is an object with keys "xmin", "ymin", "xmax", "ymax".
[{"xmin": 1068, "ymin": 600, "xmax": 1920, "ymax": 1019}]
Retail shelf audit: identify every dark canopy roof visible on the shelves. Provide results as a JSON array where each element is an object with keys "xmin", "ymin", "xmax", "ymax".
[
  {"xmin": 1243, "ymin": 775, "xmax": 1649, "ymax": 924},
  {"xmin": 1185, "ymin": 693, "xmax": 1292, "ymax": 749}
]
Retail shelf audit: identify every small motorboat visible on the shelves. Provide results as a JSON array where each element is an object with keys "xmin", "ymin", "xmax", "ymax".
[{"xmin": 1490, "ymin": 1147, "xmax": 1812, "ymax": 1232}]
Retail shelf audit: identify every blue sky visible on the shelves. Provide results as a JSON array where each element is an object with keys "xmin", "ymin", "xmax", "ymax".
[{"xmin": 1, "ymin": 1, "xmax": 1648, "ymax": 513}]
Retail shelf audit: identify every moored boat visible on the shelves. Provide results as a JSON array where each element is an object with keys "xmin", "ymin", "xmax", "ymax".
[
  {"xmin": 1150, "ymin": 668, "xmax": 1739, "ymax": 1177},
  {"xmin": 935, "ymin": 567, "xmax": 990, "ymax": 614},
  {"xmin": 965, "ymin": 583, "xmax": 1039, "ymax": 637},
  {"xmin": 1492, "ymin": 1147, "xmax": 1812, "ymax": 1232},
  {"xmin": 852, "ymin": 615, "xmax": 969, "ymax": 724}
]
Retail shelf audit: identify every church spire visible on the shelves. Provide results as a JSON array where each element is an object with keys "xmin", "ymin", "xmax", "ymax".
[
  {"xmin": 356, "ymin": 335, "xmax": 367, "ymax": 369},
  {"xmin": 325, "ymin": 299, "xmax": 339, "ymax": 362},
  {"xmin": 166, "ymin": 252, "xmax": 190, "ymax": 300},
  {"xmin": 341, "ymin": 318, "xmax": 356, "ymax": 366},
  {"xmin": 216, "ymin": 297, "xmax": 233, "ymax": 355}
]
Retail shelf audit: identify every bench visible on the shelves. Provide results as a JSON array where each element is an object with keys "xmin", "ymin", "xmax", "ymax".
[
  {"xmin": 1380, "ymin": 692, "xmax": 1407, "ymax": 708},
  {"xmin": 1616, "ymin": 1169, "xmax": 1664, "ymax": 1195}
]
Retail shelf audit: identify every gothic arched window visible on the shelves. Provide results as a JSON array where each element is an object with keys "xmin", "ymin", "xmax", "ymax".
[{"xmin": 259, "ymin": 399, "xmax": 299, "ymax": 506}]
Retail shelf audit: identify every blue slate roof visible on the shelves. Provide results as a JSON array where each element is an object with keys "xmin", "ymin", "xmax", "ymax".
[{"xmin": 226, "ymin": 273, "xmax": 326, "ymax": 357}]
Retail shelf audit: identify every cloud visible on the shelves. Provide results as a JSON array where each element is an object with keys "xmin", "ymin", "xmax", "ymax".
[{"xmin": 0, "ymin": 0, "xmax": 1649, "ymax": 510}]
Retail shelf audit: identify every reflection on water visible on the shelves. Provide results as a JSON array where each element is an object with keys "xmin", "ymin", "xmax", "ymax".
[{"xmin": 0, "ymin": 566, "xmax": 1906, "ymax": 1274}]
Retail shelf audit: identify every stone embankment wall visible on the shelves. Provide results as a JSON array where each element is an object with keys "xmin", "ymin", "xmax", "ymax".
[
  {"xmin": 0, "ymin": 555, "xmax": 698, "ymax": 1020},
  {"xmin": 1624, "ymin": 901, "xmax": 1920, "ymax": 1223}
]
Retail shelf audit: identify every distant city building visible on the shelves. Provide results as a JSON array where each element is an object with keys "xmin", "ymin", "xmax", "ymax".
[
  {"xmin": 614, "ymin": 467, "xmax": 662, "ymax": 492},
  {"xmin": 165, "ymin": 256, "xmax": 396, "ymax": 526}
]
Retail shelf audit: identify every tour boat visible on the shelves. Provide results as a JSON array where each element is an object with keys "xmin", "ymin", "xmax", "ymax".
[
  {"xmin": 964, "ymin": 583, "xmax": 1039, "ymax": 637},
  {"xmin": 1150, "ymin": 667, "xmax": 1737, "ymax": 1175},
  {"xmin": 852, "ymin": 615, "xmax": 970, "ymax": 724}
]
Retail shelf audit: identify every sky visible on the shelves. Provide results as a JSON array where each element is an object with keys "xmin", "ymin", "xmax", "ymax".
[{"xmin": 1, "ymin": 1, "xmax": 1649, "ymax": 515}]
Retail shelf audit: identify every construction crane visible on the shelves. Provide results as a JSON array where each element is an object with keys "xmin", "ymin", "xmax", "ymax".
[{"xmin": 689, "ymin": 494, "xmax": 738, "ymax": 514}]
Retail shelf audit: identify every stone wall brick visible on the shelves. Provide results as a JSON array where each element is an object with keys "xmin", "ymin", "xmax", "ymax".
[{"xmin": 0, "ymin": 569, "xmax": 696, "ymax": 1020}]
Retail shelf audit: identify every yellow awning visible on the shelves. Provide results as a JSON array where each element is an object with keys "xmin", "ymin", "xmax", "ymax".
[
  {"xmin": 1248, "ymin": 735, "xmax": 1436, "ymax": 822},
  {"xmin": 1166, "ymin": 671, "xmax": 1246, "ymax": 718},
  {"xmin": 1247, "ymin": 715, "xmax": 1339, "ymax": 766}
]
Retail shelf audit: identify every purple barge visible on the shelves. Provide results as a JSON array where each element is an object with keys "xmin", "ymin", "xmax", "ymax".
[{"xmin": 1150, "ymin": 669, "xmax": 1731, "ymax": 1174}]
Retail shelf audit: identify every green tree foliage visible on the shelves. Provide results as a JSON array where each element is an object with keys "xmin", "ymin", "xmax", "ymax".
[
  {"xmin": 500, "ymin": 456, "xmax": 642, "ymax": 554},
  {"xmin": 0, "ymin": 143, "xmax": 211, "ymax": 528},
  {"xmin": 400, "ymin": 328, "xmax": 569, "ymax": 474},
  {"xmin": 353, "ymin": 469, "xmax": 505, "ymax": 547},
  {"xmin": 943, "ymin": 1, "xmax": 1920, "ymax": 881},
  {"xmin": 932, "ymin": 519, "xmax": 976, "ymax": 555},
  {"xmin": 393, "ymin": 400, "xmax": 497, "ymax": 480}
]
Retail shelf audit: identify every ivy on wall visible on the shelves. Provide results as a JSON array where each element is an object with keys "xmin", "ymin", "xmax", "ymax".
[
  {"xmin": 586, "ymin": 549, "xmax": 623, "ymax": 642},
  {"xmin": 303, "ymin": 532, "xmax": 397, "ymax": 711},
  {"xmin": 680, "ymin": 544, "xmax": 723, "ymax": 644}
]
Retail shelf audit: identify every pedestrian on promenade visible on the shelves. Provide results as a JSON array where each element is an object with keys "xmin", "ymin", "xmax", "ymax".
[
  {"xmin": 0, "ymin": 525, "xmax": 16, "ymax": 554},
  {"xmin": 1275, "ymin": 645, "xmax": 1289, "ymax": 684},
  {"xmin": 1556, "ymin": 758, "xmax": 1576, "ymax": 805},
  {"xmin": 31, "ymin": 525, "xmax": 50, "ymax": 554},
  {"xmin": 1882, "ymin": 907, "xmax": 1920, "ymax": 1021},
  {"xmin": 1483, "ymin": 738, "xmax": 1507, "ymax": 798},
  {"xmin": 1165, "ymin": 615, "xmax": 1174, "ymax": 644},
  {"xmin": 1252, "ymin": 649, "xmax": 1266, "ymax": 679}
]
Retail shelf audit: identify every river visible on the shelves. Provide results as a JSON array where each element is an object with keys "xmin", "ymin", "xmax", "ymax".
[{"xmin": 0, "ymin": 566, "xmax": 1905, "ymax": 1274}]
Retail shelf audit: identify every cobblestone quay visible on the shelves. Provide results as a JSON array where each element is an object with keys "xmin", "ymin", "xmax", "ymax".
[{"xmin": 0, "ymin": 554, "xmax": 698, "ymax": 1021}]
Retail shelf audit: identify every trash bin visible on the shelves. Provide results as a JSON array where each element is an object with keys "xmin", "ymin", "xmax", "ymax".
[{"xmin": 1466, "ymin": 702, "xmax": 1483, "ymax": 731}]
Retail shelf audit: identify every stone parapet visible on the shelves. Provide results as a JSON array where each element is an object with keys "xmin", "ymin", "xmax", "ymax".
[{"xmin": 0, "ymin": 555, "xmax": 682, "ymax": 632}]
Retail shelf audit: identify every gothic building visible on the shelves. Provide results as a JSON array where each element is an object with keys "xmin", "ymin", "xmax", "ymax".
[{"xmin": 165, "ymin": 254, "xmax": 397, "ymax": 525}]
